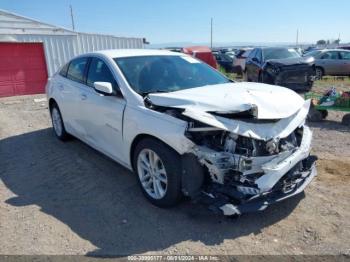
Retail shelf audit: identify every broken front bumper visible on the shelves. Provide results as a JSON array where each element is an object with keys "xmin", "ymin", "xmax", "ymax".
[
  {"xmin": 197, "ymin": 126, "xmax": 316, "ymax": 216},
  {"xmin": 219, "ymin": 158, "xmax": 317, "ymax": 215}
]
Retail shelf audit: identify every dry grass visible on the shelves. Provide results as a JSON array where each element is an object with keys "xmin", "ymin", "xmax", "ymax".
[{"xmin": 312, "ymin": 76, "xmax": 350, "ymax": 94}]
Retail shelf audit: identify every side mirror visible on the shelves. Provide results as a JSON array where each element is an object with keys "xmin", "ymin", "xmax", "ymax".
[{"xmin": 93, "ymin": 82, "xmax": 113, "ymax": 95}]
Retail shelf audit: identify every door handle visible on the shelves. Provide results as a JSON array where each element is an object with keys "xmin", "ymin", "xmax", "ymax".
[{"xmin": 80, "ymin": 93, "xmax": 87, "ymax": 100}]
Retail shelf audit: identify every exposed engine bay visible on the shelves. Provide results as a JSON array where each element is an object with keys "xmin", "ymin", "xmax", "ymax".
[{"xmin": 186, "ymin": 126, "xmax": 303, "ymax": 186}]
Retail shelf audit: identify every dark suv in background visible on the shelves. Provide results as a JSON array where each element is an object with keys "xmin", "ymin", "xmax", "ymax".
[{"xmin": 245, "ymin": 47, "xmax": 316, "ymax": 91}]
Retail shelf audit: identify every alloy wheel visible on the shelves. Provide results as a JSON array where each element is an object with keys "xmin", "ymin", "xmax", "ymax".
[
  {"xmin": 51, "ymin": 107, "xmax": 63, "ymax": 137},
  {"xmin": 137, "ymin": 149, "xmax": 168, "ymax": 199}
]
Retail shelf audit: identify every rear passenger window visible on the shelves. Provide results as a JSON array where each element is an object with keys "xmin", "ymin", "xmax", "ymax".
[
  {"xmin": 87, "ymin": 58, "xmax": 117, "ymax": 88},
  {"xmin": 59, "ymin": 62, "xmax": 69, "ymax": 77},
  {"xmin": 340, "ymin": 51, "xmax": 350, "ymax": 60},
  {"xmin": 321, "ymin": 52, "xmax": 339, "ymax": 60},
  {"xmin": 67, "ymin": 57, "xmax": 88, "ymax": 83}
]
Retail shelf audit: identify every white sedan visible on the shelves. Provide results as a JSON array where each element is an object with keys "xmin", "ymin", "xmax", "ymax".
[{"xmin": 46, "ymin": 49, "xmax": 317, "ymax": 215}]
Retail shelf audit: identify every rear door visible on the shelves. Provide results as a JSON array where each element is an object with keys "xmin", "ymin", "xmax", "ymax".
[
  {"xmin": 78, "ymin": 57, "xmax": 126, "ymax": 161},
  {"xmin": 339, "ymin": 51, "xmax": 350, "ymax": 75},
  {"xmin": 60, "ymin": 57, "xmax": 89, "ymax": 136},
  {"xmin": 318, "ymin": 51, "xmax": 342, "ymax": 75}
]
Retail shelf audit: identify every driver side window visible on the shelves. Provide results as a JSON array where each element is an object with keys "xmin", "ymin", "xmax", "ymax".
[{"xmin": 86, "ymin": 58, "xmax": 118, "ymax": 90}]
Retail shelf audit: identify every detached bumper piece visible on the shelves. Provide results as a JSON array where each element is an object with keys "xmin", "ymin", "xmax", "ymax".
[{"xmin": 199, "ymin": 155, "xmax": 317, "ymax": 216}]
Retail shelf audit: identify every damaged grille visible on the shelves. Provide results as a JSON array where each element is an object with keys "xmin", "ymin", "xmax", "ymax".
[
  {"xmin": 276, "ymin": 65, "xmax": 315, "ymax": 85},
  {"xmin": 189, "ymin": 127, "xmax": 303, "ymax": 157},
  {"xmin": 187, "ymin": 126, "xmax": 304, "ymax": 193}
]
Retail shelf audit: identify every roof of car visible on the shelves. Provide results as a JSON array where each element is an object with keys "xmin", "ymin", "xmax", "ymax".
[
  {"xmin": 318, "ymin": 49, "xmax": 350, "ymax": 52},
  {"xmin": 260, "ymin": 47, "xmax": 293, "ymax": 50},
  {"xmin": 95, "ymin": 49, "xmax": 182, "ymax": 58}
]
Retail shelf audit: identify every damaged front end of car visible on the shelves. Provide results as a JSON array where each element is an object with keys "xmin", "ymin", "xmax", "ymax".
[
  {"xmin": 262, "ymin": 58, "xmax": 316, "ymax": 91},
  {"xmin": 182, "ymin": 122, "xmax": 317, "ymax": 216},
  {"xmin": 146, "ymin": 85, "xmax": 317, "ymax": 216}
]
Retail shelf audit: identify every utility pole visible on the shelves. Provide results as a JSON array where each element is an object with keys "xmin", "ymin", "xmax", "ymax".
[
  {"xmin": 296, "ymin": 28, "xmax": 299, "ymax": 47},
  {"xmin": 210, "ymin": 18, "xmax": 213, "ymax": 49},
  {"xmin": 70, "ymin": 5, "xmax": 75, "ymax": 31}
]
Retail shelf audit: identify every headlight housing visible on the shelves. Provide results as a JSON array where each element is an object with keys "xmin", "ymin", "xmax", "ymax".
[{"xmin": 267, "ymin": 65, "xmax": 280, "ymax": 75}]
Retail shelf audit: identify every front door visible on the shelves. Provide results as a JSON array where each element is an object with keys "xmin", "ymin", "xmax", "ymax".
[
  {"xmin": 339, "ymin": 51, "xmax": 350, "ymax": 75},
  {"xmin": 79, "ymin": 57, "xmax": 126, "ymax": 161}
]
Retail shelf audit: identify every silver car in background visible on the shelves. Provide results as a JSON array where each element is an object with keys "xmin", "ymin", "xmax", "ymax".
[{"xmin": 303, "ymin": 49, "xmax": 350, "ymax": 79}]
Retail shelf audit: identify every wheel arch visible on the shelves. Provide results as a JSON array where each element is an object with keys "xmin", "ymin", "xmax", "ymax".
[
  {"xmin": 129, "ymin": 133, "xmax": 182, "ymax": 172},
  {"xmin": 48, "ymin": 98, "xmax": 58, "ymax": 112},
  {"xmin": 316, "ymin": 66, "xmax": 325, "ymax": 75}
]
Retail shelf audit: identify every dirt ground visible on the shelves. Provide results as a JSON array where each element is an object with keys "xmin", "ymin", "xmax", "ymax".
[{"xmin": 0, "ymin": 94, "xmax": 350, "ymax": 256}]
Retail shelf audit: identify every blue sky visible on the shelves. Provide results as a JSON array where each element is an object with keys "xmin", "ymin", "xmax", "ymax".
[{"xmin": 1, "ymin": 0, "xmax": 349, "ymax": 45}]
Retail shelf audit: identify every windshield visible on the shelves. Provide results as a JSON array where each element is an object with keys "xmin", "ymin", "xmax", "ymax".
[
  {"xmin": 263, "ymin": 48, "xmax": 301, "ymax": 60},
  {"xmin": 114, "ymin": 55, "xmax": 230, "ymax": 95}
]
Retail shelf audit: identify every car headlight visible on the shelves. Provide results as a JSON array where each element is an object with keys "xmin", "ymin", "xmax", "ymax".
[{"xmin": 267, "ymin": 65, "xmax": 280, "ymax": 74}]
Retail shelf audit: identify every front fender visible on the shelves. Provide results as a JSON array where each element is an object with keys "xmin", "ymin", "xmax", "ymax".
[{"xmin": 122, "ymin": 105, "xmax": 195, "ymax": 167}]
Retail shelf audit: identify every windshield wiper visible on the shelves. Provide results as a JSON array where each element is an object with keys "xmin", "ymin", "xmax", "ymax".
[{"xmin": 140, "ymin": 90, "xmax": 170, "ymax": 96}]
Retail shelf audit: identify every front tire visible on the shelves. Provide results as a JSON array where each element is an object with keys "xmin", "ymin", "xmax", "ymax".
[
  {"xmin": 315, "ymin": 67, "xmax": 323, "ymax": 80},
  {"xmin": 133, "ymin": 138, "xmax": 182, "ymax": 207},
  {"xmin": 50, "ymin": 104, "xmax": 69, "ymax": 141}
]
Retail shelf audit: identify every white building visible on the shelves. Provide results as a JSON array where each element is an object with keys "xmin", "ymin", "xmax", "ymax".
[{"xmin": 0, "ymin": 9, "xmax": 145, "ymax": 97}]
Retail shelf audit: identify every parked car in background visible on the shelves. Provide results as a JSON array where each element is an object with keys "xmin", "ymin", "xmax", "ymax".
[
  {"xmin": 182, "ymin": 46, "xmax": 217, "ymax": 69},
  {"xmin": 303, "ymin": 46, "xmax": 320, "ymax": 54},
  {"xmin": 233, "ymin": 48, "xmax": 253, "ymax": 74},
  {"xmin": 46, "ymin": 49, "xmax": 316, "ymax": 215},
  {"xmin": 303, "ymin": 49, "xmax": 350, "ymax": 79},
  {"xmin": 339, "ymin": 45, "xmax": 350, "ymax": 51},
  {"xmin": 224, "ymin": 51, "xmax": 236, "ymax": 59},
  {"xmin": 245, "ymin": 47, "xmax": 315, "ymax": 91},
  {"xmin": 294, "ymin": 47, "xmax": 303, "ymax": 55},
  {"xmin": 214, "ymin": 52, "xmax": 234, "ymax": 72}
]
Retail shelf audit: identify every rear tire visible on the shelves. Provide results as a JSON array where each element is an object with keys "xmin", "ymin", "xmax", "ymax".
[
  {"xmin": 307, "ymin": 106, "xmax": 323, "ymax": 122},
  {"xmin": 321, "ymin": 110, "xmax": 328, "ymax": 119},
  {"xmin": 133, "ymin": 138, "xmax": 182, "ymax": 207},
  {"xmin": 50, "ymin": 104, "xmax": 70, "ymax": 141},
  {"xmin": 305, "ymin": 81, "xmax": 314, "ymax": 92}
]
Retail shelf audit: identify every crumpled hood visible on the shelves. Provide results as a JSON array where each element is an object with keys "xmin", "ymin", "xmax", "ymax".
[
  {"xmin": 148, "ymin": 82, "xmax": 305, "ymax": 119},
  {"xmin": 266, "ymin": 56, "xmax": 314, "ymax": 66}
]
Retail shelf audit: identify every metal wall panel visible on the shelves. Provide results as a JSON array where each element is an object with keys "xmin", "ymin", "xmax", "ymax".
[
  {"xmin": 2, "ymin": 33, "xmax": 144, "ymax": 77},
  {"xmin": 76, "ymin": 33, "xmax": 144, "ymax": 54},
  {"xmin": 9, "ymin": 34, "xmax": 76, "ymax": 76},
  {"xmin": 0, "ymin": 11, "xmax": 145, "ymax": 77}
]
